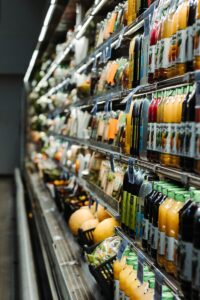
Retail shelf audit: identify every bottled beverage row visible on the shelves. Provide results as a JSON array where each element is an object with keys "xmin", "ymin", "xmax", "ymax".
[{"xmin": 30, "ymin": 137, "xmax": 200, "ymax": 300}]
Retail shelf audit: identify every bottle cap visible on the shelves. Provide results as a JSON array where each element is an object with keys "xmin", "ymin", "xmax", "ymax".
[
  {"xmin": 162, "ymin": 186, "xmax": 180, "ymax": 196},
  {"xmin": 183, "ymin": 193, "xmax": 191, "ymax": 201},
  {"xmin": 193, "ymin": 191, "xmax": 200, "ymax": 203},
  {"xmin": 143, "ymin": 271, "xmax": 155, "ymax": 282},
  {"xmin": 126, "ymin": 256, "xmax": 137, "ymax": 266},
  {"xmin": 162, "ymin": 285, "xmax": 170, "ymax": 293},
  {"xmin": 162, "ymin": 292, "xmax": 174, "ymax": 300},
  {"xmin": 175, "ymin": 192, "xmax": 185, "ymax": 202},
  {"xmin": 133, "ymin": 261, "xmax": 138, "ymax": 270}
]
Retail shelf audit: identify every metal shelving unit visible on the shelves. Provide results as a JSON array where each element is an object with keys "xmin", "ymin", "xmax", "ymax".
[{"xmin": 51, "ymin": 133, "xmax": 200, "ymax": 188}]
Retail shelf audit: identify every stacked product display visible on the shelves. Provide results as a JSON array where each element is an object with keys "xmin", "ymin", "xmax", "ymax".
[{"xmin": 25, "ymin": 0, "xmax": 200, "ymax": 299}]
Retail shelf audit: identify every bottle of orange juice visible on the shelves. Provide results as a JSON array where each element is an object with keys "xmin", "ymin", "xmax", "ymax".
[
  {"xmin": 164, "ymin": 191, "xmax": 187, "ymax": 274},
  {"xmin": 119, "ymin": 255, "xmax": 137, "ymax": 299},
  {"xmin": 157, "ymin": 187, "xmax": 184, "ymax": 267},
  {"xmin": 113, "ymin": 246, "xmax": 130, "ymax": 300},
  {"xmin": 131, "ymin": 271, "xmax": 155, "ymax": 300},
  {"xmin": 143, "ymin": 278, "xmax": 155, "ymax": 300},
  {"xmin": 194, "ymin": 0, "xmax": 200, "ymax": 69},
  {"xmin": 124, "ymin": 260, "xmax": 139, "ymax": 299},
  {"xmin": 176, "ymin": 0, "xmax": 189, "ymax": 75}
]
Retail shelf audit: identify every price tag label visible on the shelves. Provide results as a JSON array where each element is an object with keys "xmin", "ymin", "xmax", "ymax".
[
  {"xmin": 115, "ymin": 26, "xmax": 126, "ymax": 49},
  {"xmin": 154, "ymin": 269, "xmax": 164, "ymax": 300},
  {"xmin": 104, "ymin": 96, "xmax": 112, "ymax": 112},
  {"xmin": 117, "ymin": 239, "xmax": 129, "ymax": 261},
  {"xmin": 92, "ymin": 55, "xmax": 97, "ymax": 69},
  {"xmin": 137, "ymin": 252, "xmax": 145, "ymax": 283},
  {"xmin": 91, "ymin": 101, "xmax": 98, "ymax": 116},
  {"xmin": 95, "ymin": 199, "xmax": 99, "ymax": 212},
  {"xmin": 121, "ymin": 86, "xmax": 141, "ymax": 105},
  {"xmin": 195, "ymin": 71, "xmax": 200, "ymax": 82},
  {"xmin": 110, "ymin": 154, "xmax": 115, "ymax": 172},
  {"xmin": 125, "ymin": 93, "xmax": 133, "ymax": 113},
  {"xmin": 105, "ymin": 40, "xmax": 112, "ymax": 61},
  {"xmin": 89, "ymin": 196, "xmax": 93, "ymax": 208}
]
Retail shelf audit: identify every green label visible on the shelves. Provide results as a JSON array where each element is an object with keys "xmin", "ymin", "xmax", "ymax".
[
  {"xmin": 121, "ymin": 191, "xmax": 127, "ymax": 224},
  {"xmin": 129, "ymin": 195, "xmax": 137, "ymax": 230}
]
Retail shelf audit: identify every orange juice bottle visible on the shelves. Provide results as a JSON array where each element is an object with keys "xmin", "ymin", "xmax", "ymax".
[
  {"xmin": 128, "ymin": 0, "xmax": 137, "ymax": 25},
  {"xmin": 119, "ymin": 255, "xmax": 137, "ymax": 299},
  {"xmin": 167, "ymin": 0, "xmax": 179, "ymax": 78},
  {"xmin": 194, "ymin": 0, "xmax": 200, "ymax": 69},
  {"xmin": 143, "ymin": 278, "xmax": 155, "ymax": 300},
  {"xmin": 164, "ymin": 191, "xmax": 186, "ymax": 274},
  {"xmin": 176, "ymin": 0, "xmax": 189, "ymax": 75},
  {"xmin": 131, "ymin": 271, "xmax": 155, "ymax": 300},
  {"xmin": 124, "ymin": 102, "xmax": 134, "ymax": 154},
  {"xmin": 124, "ymin": 261, "xmax": 138, "ymax": 299},
  {"xmin": 159, "ymin": 2, "xmax": 174, "ymax": 80},
  {"xmin": 157, "ymin": 187, "xmax": 184, "ymax": 267},
  {"xmin": 113, "ymin": 247, "xmax": 130, "ymax": 300}
]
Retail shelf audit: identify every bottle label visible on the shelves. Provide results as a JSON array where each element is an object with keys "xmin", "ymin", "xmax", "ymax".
[
  {"xmin": 119, "ymin": 290, "xmax": 124, "ymax": 300},
  {"xmin": 148, "ymin": 45, "xmax": 156, "ymax": 74},
  {"xmin": 185, "ymin": 122, "xmax": 195, "ymax": 158},
  {"xmin": 178, "ymin": 123, "xmax": 186, "ymax": 156},
  {"xmin": 195, "ymin": 123, "xmax": 200, "ymax": 159},
  {"xmin": 148, "ymin": 223, "xmax": 152, "ymax": 246},
  {"xmin": 151, "ymin": 226, "xmax": 158, "ymax": 250},
  {"xmin": 158, "ymin": 231, "xmax": 165, "ymax": 256},
  {"xmin": 179, "ymin": 241, "xmax": 193, "ymax": 282},
  {"xmin": 156, "ymin": 124, "xmax": 162, "ymax": 152},
  {"xmin": 160, "ymin": 37, "xmax": 171, "ymax": 68},
  {"xmin": 125, "ymin": 193, "xmax": 131, "ymax": 227},
  {"xmin": 114, "ymin": 280, "xmax": 120, "ymax": 300},
  {"xmin": 129, "ymin": 195, "xmax": 137, "ymax": 231},
  {"xmin": 161, "ymin": 124, "xmax": 171, "ymax": 154},
  {"xmin": 147, "ymin": 123, "xmax": 152, "ymax": 150},
  {"xmin": 169, "ymin": 33, "xmax": 177, "ymax": 68},
  {"xmin": 155, "ymin": 40, "xmax": 161, "ymax": 70},
  {"xmin": 186, "ymin": 26, "xmax": 193, "ymax": 62},
  {"xmin": 142, "ymin": 218, "xmax": 149, "ymax": 241},
  {"xmin": 166, "ymin": 236, "xmax": 175, "ymax": 262},
  {"xmin": 177, "ymin": 29, "xmax": 187, "ymax": 63},
  {"xmin": 192, "ymin": 248, "xmax": 200, "ymax": 289},
  {"xmin": 152, "ymin": 123, "xmax": 157, "ymax": 151},
  {"xmin": 194, "ymin": 19, "xmax": 200, "ymax": 56},
  {"xmin": 135, "ymin": 197, "xmax": 144, "ymax": 239},
  {"xmin": 121, "ymin": 191, "xmax": 128, "ymax": 224},
  {"xmin": 170, "ymin": 123, "xmax": 177, "ymax": 155}
]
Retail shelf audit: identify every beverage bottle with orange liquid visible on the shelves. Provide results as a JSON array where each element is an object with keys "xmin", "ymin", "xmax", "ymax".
[
  {"xmin": 164, "ymin": 191, "xmax": 188, "ymax": 275},
  {"xmin": 193, "ymin": 0, "xmax": 200, "ymax": 69},
  {"xmin": 124, "ymin": 260, "xmax": 139, "ymax": 299},
  {"xmin": 114, "ymin": 246, "xmax": 130, "ymax": 300},
  {"xmin": 119, "ymin": 255, "xmax": 138, "ymax": 299},
  {"xmin": 167, "ymin": 0, "xmax": 179, "ymax": 78},
  {"xmin": 186, "ymin": 0, "xmax": 197, "ymax": 71},
  {"xmin": 154, "ymin": 2, "xmax": 163, "ymax": 81},
  {"xmin": 130, "ymin": 271, "xmax": 155, "ymax": 300},
  {"xmin": 157, "ymin": 187, "xmax": 185, "ymax": 267},
  {"xmin": 176, "ymin": 0, "xmax": 189, "ymax": 76},
  {"xmin": 194, "ymin": 81, "xmax": 200, "ymax": 174},
  {"xmin": 143, "ymin": 278, "xmax": 155, "ymax": 300}
]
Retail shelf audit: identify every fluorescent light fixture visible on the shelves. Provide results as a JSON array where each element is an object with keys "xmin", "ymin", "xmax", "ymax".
[
  {"xmin": 38, "ymin": 26, "xmax": 47, "ymax": 42},
  {"xmin": 44, "ymin": 4, "xmax": 55, "ymax": 27},
  {"xmin": 24, "ymin": 50, "xmax": 39, "ymax": 82}
]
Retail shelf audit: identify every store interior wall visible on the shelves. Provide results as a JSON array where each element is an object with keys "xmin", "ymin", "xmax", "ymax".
[{"xmin": 0, "ymin": 0, "xmax": 49, "ymax": 175}]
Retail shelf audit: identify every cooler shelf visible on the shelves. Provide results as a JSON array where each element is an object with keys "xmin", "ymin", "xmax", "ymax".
[
  {"xmin": 115, "ymin": 227, "xmax": 183, "ymax": 299},
  {"xmin": 51, "ymin": 134, "xmax": 200, "ymax": 188}
]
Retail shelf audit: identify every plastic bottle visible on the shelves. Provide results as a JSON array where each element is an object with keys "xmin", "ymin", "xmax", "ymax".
[
  {"xmin": 165, "ymin": 191, "xmax": 187, "ymax": 274},
  {"xmin": 178, "ymin": 191, "xmax": 200, "ymax": 299},
  {"xmin": 119, "ymin": 255, "xmax": 138, "ymax": 299},
  {"xmin": 157, "ymin": 187, "xmax": 184, "ymax": 267},
  {"xmin": 162, "ymin": 292, "xmax": 175, "ymax": 300},
  {"xmin": 176, "ymin": 0, "xmax": 189, "ymax": 76},
  {"xmin": 121, "ymin": 169, "xmax": 131, "ymax": 230},
  {"xmin": 143, "ymin": 278, "xmax": 155, "ymax": 300},
  {"xmin": 148, "ymin": 8, "xmax": 159, "ymax": 83},
  {"xmin": 186, "ymin": 0, "xmax": 197, "ymax": 71},
  {"xmin": 131, "ymin": 271, "xmax": 155, "ymax": 300},
  {"xmin": 124, "ymin": 261, "xmax": 139, "ymax": 299},
  {"xmin": 114, "ymin": 247, "xmax": 130, "ymax": 300},
  {"xmin": 192, "ymin": 204, "xmax": 200, "ymax": 300},
  {"xmin": 139, "ymin": 98, "xmax": 150, "ymax": 160},
  {"xmin": 194, "ymin": 0, "xmax": 200, "ymax": 69}
]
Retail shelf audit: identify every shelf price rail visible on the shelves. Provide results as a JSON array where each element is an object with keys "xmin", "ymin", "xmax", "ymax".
[
  {"xmin": 52, "ymin": 134, "xmax": 200, "ymax": 188},
  {"xmin": 115, "ymin": 227, "xmax": 183, "ymax": 299}
]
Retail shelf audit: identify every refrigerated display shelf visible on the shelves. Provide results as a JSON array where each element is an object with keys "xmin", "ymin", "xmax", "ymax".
[
  {"xmin": 38, "ymin": 0, "xmax": 158, "ymax": 95},
  {"xmin": 57, "ymin": 162, "xmax": 120, "ymax": 220},
  {"xmin": 25, "ymin": 167, "xmax": 104, "ymax": 300},
  {"xmin": 52, "ymin": 133, "xmax": 200, "ymax": 188},
  {"xmin": 115, "ymin": 227, "xmax": 183, "ymax": 299}
]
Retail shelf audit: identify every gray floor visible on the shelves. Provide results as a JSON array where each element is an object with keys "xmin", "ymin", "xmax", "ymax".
[{"xmin": 0, "ymin": 178, "xmax": 16, "ymax": 300}]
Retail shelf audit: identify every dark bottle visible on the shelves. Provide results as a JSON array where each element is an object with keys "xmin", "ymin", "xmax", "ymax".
[
  {"xmin": 121, "ymin": 169, "xmax": 131, "ymax": 230},
  {"xmin": 180, "ymin": 91, "xmax": 190, "ymax": 167},
  {"xmin": 186, "ymin": 0, "xmax": 197, "ymax": 72},
  {"xmin": 179, "ymin": 191, "xmax": 200, "ymax": 300},
  {"xmin": 192, "ymin": 202, "xmax": 200, "ymax": 300},
  {"xmin": 183, "ymin": 86, "xmax": 196, "ymax": 171},
  {"xmin": 130, "ymin": 101, "xmax": 140, "ymax": 156}
]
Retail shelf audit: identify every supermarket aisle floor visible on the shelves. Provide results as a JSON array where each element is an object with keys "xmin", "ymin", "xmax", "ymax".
[{"xmin": 0, "ymin": 178, "xmax": 16, "ymax": 300}]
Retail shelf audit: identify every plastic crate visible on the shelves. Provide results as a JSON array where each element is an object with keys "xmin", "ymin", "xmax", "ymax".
[
  {"xmin": 89, "ymin": 255, "xmax": 116, "ymax": 300},
  {"xmin": 77, "ymin": 228, "xmax": 95, "ymax": 248}
]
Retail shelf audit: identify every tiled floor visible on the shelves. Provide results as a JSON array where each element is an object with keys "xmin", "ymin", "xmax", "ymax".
[{"xmin": 0, "ymin": 178, "xmax": 16, "ymax": 300}]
